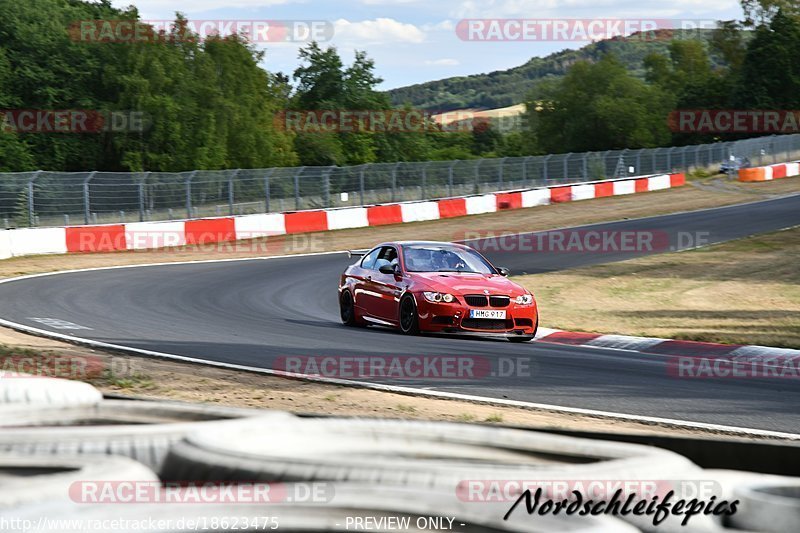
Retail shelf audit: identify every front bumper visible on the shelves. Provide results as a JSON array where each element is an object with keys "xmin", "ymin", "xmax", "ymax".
[{"xmin": 415, "ymin": 297, "xmax": 538, "ymax": 336}]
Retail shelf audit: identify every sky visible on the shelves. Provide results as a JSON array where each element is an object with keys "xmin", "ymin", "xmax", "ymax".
[{"xmin": 108, "ymin": 0, "xmax": 745, "ymax": 90}]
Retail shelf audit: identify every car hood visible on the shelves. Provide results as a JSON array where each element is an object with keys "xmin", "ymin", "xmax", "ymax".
[{"xmin": 409, "ymin": 272, "xmax": 524, "ymax": 295}]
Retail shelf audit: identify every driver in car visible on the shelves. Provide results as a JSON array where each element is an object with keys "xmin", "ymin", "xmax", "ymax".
[{"xmin": 436, "ymin": 250, "xmax": 468, "ymax": 272}]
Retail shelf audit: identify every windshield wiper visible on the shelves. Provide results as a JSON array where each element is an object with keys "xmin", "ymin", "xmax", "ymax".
[{"xmin": 436, "ymin": 269, "xmax": 480, "ymax": 273}]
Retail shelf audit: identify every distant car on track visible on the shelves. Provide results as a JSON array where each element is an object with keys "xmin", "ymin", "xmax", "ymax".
[
  {"xmin": 720, "ymin": 156, "xmax": 751, "ymax": 175},
  {"xmin": 339, "ymin": 241, "xmax": 538, "ymax": 342}
]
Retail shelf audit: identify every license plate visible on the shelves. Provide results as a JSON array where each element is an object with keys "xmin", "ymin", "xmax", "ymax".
[{"xmin": 469, "ymin": 310, "xmax": 507, "ymax": 319}]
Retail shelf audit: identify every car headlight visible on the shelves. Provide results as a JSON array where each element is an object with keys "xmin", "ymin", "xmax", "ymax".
[
  {"xmin": 515, "ymin": 294, "xmax": 534, "ymax": 305},
  {"xmin": 423, "ymin": 292, "xmax": 456, "ymax": 303}
]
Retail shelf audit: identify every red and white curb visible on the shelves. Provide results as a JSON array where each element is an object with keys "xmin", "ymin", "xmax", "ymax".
[
  {"xmin": 0, "ymin": 172, "xmax": 685, "ymax": 260},
  {"xmin": 534, "ymin": 327, "xmax": 800, "ymax": 359}
]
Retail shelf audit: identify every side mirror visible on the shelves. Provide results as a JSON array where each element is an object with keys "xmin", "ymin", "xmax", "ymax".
[
  {"xmin": 379, "ymin": 264, "xmax": 400, "ymax": 275},
  {"xmin": 498, "ymin": 267, "xmax": 510, "ymax": 277}
]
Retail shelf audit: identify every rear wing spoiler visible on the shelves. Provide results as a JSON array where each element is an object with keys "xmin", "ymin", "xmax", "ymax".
[{"xmin": 347, "ymin": 249, "xmax": 369, "ymax": 259}]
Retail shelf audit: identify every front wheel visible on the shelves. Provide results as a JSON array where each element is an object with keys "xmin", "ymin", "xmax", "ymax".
[
  {"xmin": 398, "ymin": 294, "xmax": 420, "ymax": 335},
  {"xmin": 340, "ymin": 290, "xmax": 364, "ymax": 327}
]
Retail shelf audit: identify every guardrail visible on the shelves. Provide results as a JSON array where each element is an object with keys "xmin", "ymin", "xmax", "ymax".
[{"xmin": 0, "ymin": 171, "xmax": 684, "ymax": 259}]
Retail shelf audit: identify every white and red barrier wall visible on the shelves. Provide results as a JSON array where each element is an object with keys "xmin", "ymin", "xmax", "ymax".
[
  {"xmin": 738, "ymin": 161, "xmax": 800, "ymax": 182},
  {"xmin": 0, "ymin": 173, "xmax": 687, "ymax": 259}
]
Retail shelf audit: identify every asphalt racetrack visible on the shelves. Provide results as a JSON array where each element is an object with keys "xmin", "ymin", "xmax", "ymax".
[{"xmin": 2, "ymin": 193, "xmax": 800, "ymax": 433}]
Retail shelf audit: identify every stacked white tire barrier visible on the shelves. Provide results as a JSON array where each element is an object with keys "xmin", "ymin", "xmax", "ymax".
[
  {"xmin": 0, "ymin": 377, "xmax": 797, "ymax": 531},
  {"xmin": 0, "ymin": 372, "xmax": 102, "ymax": 406},
  {"xmin": 0, "ymin": 454, "xmax": 159, "ymax": 509},
  {"xmin": 161, "ymin": 418, "xmax": 699, "ymax": 487},
  {"xmin": 0, "ymin": 399, "xmax": 294, "ymax": 473}
]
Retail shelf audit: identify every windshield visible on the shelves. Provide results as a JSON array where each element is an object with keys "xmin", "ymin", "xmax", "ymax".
[{"xmin": 402, "ymin": 245, "xmax": 496, "ymax": 274}]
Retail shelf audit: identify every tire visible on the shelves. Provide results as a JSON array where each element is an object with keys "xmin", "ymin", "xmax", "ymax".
[
  {"xmin": 398, "ymin": 294, "xmax": 420, "ymax": 335},
  {"xmin": 508, "ymin": 335, "xmax": 535, "ymax": 343},
  {"xmin": 161, "ymin": 417, "xmax": 698, "ymax": 488},
  {"xmin": 0, "ymin": 453, "xmax": 158, "ymax": 509},
  {"xmin": 729, "ymin": 478, "xmax": 800, "ymax": 532},
  {"xmin": 691, "ymin": 470, "xmax": 795, "ymax": 532},
  {"xmin": 5, "ymin": 483, "xmax": 638, "ymax": 532},
  {"xmin": 339, "ymin": 290, "xmax": 363, "ymax": 327},
  {"xmin": 0, "ymin": 399, "xmax": 293, "ymax": 474},
  {"xmin": 0, "ymin": 372, "xmax": 102, "ymax": 407}
]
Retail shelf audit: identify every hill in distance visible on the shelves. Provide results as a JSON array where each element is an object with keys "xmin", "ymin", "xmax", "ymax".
[{"xmin": 387, "ymin": 29, "xmax": 727, "ymax": 112}]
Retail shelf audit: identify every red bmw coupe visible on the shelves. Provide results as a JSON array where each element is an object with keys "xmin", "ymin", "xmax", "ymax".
[{"xmin": 339, "ymin": 241, "xmax": 538, "ymax": 342}]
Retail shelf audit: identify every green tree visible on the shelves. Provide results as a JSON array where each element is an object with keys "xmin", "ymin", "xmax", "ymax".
[
  {"xmin": 471, "ymin": 120, "xmax": 502, "ymax": 155},
  {"xmin": 293, "ymin": 42, "xmax": 345, "ymax": 110},
  {"xmin": 710, "ymin": 20, "xmax": 748, "ymax": 72},
  {"xmin": 735, "ymin": 10, "xmax": 800, "ymax": 108},
  {"xmin": 532, "ymin": 55, "xmax": 673, "ymax": 152}
]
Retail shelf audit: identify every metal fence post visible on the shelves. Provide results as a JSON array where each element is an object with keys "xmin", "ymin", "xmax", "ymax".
[
  {"xmin": 543, "ymin": 155, "xmax": 551, "ymax": 183},
  {"xmin": 323, "ymin": 167, "xmax": 332, "ymax": 207},
  {"xmin": 498, "ymin": 157, "xmax": 507, "ymax": 189},
  {"xmin": 359, "ymin": 166, "xmax": 365, "ymax": 205},
  {"xmin": 563, "ymin": 153, "xmax": 571, "ymax": 181},
  {"xmin": 602, "ymin": 151, "xmax": 612, "ymax": 178},
  {"xmin": 28, "ymin": 171, "xmax": 41, "ymax": 227},
  {"xmin": 448, "ymin": 161, "xmax": 456, "ymax": 197},
  {"xmin": 228, "ymin": 169, "xmax": 240, "ymax": 216},
  {"xmin": 391, "ymin": 163, "xmax": 399, "ymax": 202},
  {"xmin": 138, "ymin": 172, "xmax": 150, "ymax": 222},
  {"xmin": 581, "ymin": 154, "xmax": 588, "ymax": 181},
  {"xmin": 264, "ymin": 168, "xmax": 275, "ymax": 213},
  {"xmin": 522, "ymin": 157, "xmax": 529, "ymax": 185},
  {"xmin": 294, "ymin": 167, "xmax": 305, "ymax": 211},
  {"xmin": 473, "ymin": 160, "xmax": 482, "ymax": 194},
  {"xmin": 186, "ymin": 170, "xmax": 197, "ymax": 219},
  {"xmin": 420, "ymin": 163, "xmax": 427, "ymax": 200},
  {"xmin": 83, "ymin": 171, "xmax": 96, "ymax": 225}
]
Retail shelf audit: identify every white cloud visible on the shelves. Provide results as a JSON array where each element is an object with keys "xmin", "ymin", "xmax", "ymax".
[
  {"xmin": 451, "ymin": 0, "xmax": 740, "ymax": 18},
  {"xmin": 424, "ymin": 58, "xmax": 460, "ymax": 66},
  {"xmin": 333, "ymin": 18, "xmax": 426, "ymax": 45},
  {"xmin": 110, "ymin": 0, "xmax": 294, "ymax": 18},
  {"xmin": 421, "ymin": 19, "xmax": 456, "ymax": 31},
  {"xmin": 360, "ymin": 0, "xmax": 421, "ymax": 4}
]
